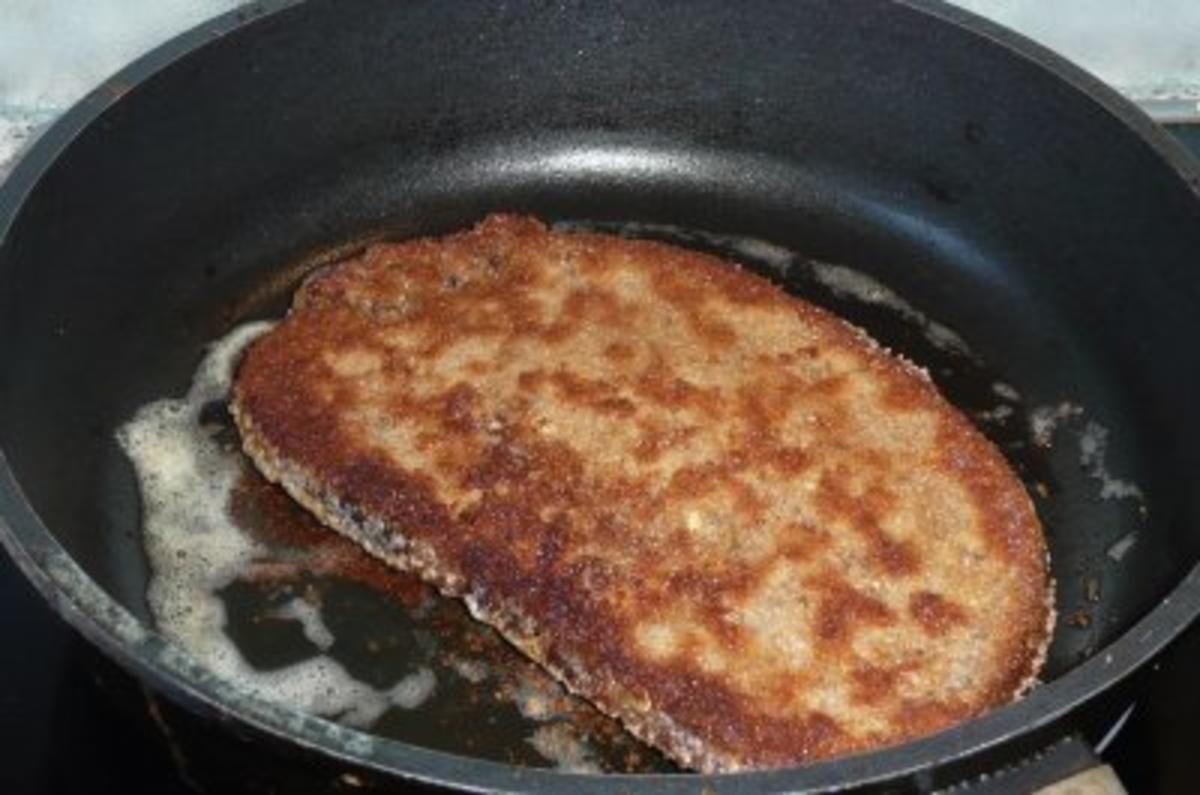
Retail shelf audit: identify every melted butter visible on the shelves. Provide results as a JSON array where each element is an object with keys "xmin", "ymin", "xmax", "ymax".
[
  {"xmin": 527, "ymin": 723, "xmax": 603, "ymax": 774},
  {"xmin": 116, "ymin": 322, "xmax": 437, "ymax": 729},
  {"xmin": 115, "ymin": 321, "xmax": 638, "ymax": 771},
  {"xmin": 805, "ymin": 261, "xmax": 972, "ymax": 357},
  {"xmin": 270, "ymin": 596, "xmax": 335, "ymax": 652},
  {"xmin": 1078, "ymin": 420, "xmax": 1145, "ymax": 502}
]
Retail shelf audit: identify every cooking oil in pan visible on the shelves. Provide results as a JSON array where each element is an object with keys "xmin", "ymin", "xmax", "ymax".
[
  {"xmin": 115, "ymin": 220, "xmax": 1144, "ymax": 772},
  {"xmin": 117, "ymin": 321, "xmax": 666, "ymax": 773}
]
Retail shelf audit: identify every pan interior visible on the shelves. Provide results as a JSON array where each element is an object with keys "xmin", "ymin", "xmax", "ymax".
[
  {"xmin": 1, "ymin": 135, "xmax": 1192, "ymax": 768},
  {"xmin": 1, "ymin": 0, "xmax": 1199, "ymax": 776}
]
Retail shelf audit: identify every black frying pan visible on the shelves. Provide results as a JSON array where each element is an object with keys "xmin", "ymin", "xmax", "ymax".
[{"xmin": 2, "ymin": 0, "xmax": 1200, "ymax": 791}]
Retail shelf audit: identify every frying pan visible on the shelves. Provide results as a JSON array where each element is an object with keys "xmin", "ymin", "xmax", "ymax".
[{"xmin": 2, "ymin": 0, "xmax": 1200, "ymax": 791}]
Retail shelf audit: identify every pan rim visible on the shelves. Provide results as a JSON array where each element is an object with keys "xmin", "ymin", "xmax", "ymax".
[{"xmin": 1, "ymin": 0, "xmax": 1199, "ymax": 791}]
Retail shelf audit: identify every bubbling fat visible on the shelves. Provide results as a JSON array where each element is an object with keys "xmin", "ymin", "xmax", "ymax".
[{"xmin": 116, "ymin": 322, "xmax": 436, "ymax": 728}]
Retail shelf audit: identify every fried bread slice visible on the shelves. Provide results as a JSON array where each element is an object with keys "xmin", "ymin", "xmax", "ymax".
[{"xmin": 231, "ymin": 215, "xmax": 1052, "ymax": 771}]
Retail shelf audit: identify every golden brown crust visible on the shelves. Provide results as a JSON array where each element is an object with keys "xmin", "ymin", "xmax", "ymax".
[{"xmin": 231, "ymin": 215, "xmax": 1052, "ymax": 771}]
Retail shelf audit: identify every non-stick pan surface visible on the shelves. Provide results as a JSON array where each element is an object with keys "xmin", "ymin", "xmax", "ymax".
[{"xmin": 2, "ymin": 0, "xmax": 1200, "ymax": 791}]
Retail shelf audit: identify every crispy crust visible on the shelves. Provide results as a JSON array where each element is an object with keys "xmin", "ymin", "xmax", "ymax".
[{"xmin": 230, "ymin": 215, "xmax": 1053, "ymax": 771}]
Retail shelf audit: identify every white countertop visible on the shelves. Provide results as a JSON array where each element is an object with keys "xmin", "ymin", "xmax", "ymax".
[
  {"xmin": 0, "ymin": 0, "xmax": 241, "ymax": 177},
  {"xmin": 2, "ymin": 1, "xmax": 1198, "ymax": 178}
]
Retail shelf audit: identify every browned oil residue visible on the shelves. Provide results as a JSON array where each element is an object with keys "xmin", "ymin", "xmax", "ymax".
[{"xmin": 228, "ymin": 466, "xmax": 666, "ymax": 773}]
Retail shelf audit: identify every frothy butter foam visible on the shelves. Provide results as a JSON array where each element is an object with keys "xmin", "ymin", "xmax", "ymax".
[{"xmin": 117, "ymin": 322, "xmax": 436, "ymax": 728}]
